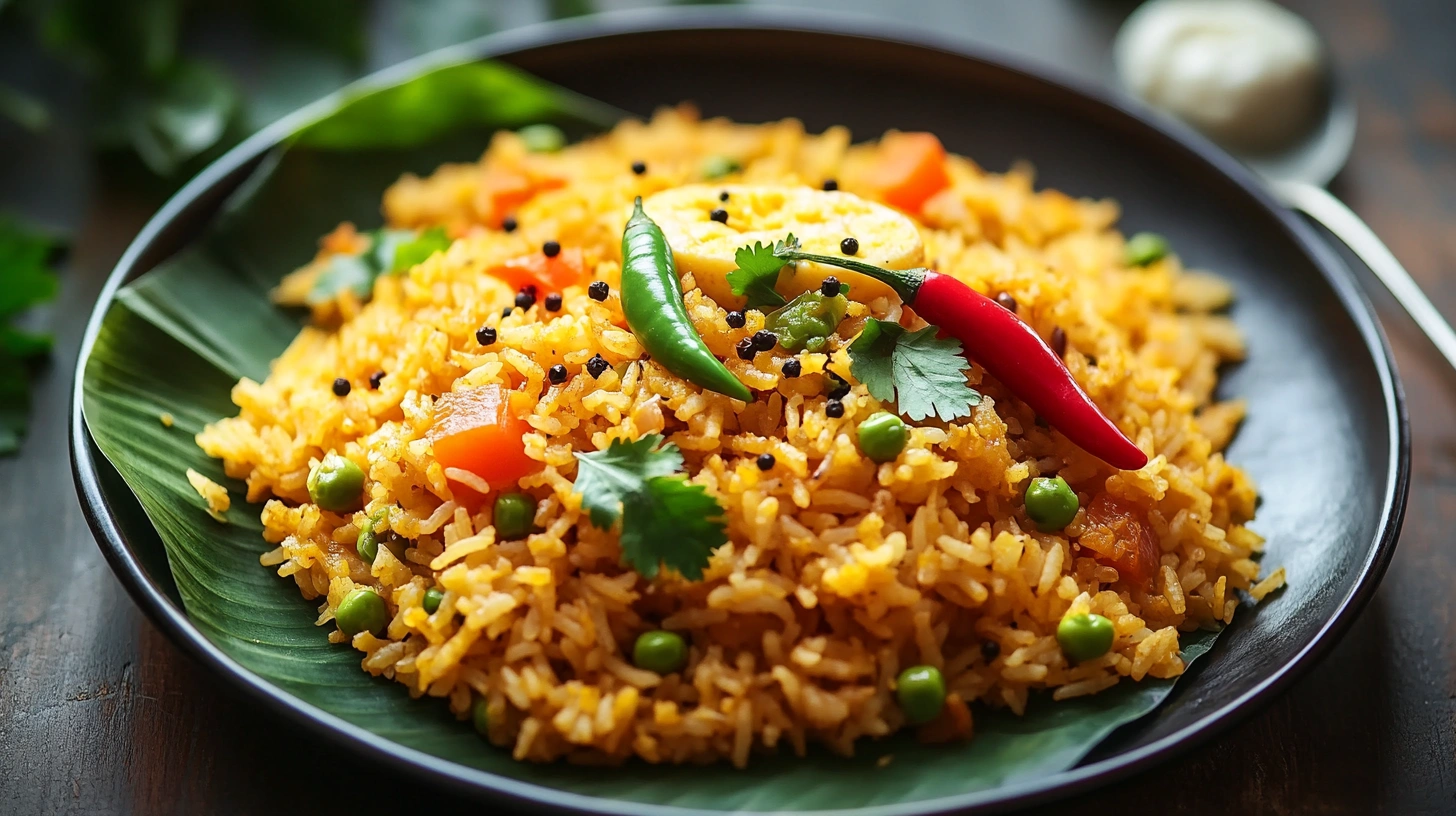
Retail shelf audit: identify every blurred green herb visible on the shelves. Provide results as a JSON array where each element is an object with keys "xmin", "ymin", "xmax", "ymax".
[
  {"xmin": 547, "ymin": 0, "xmax": 597, "ymax": 19},
  {"xmin": 0, "ymin": 83, "xmax": 48, "ymax": 130},
  {"xmin": 307, "ymin": 226, "xmax": 450, "ymax": 305},
  {"xmin": 0, "ymin": 217, "xmax": 60, "ymax": 455},
  {"xmin": 0, "ymin": 0, "xmax": 745, "ymax": 179}
]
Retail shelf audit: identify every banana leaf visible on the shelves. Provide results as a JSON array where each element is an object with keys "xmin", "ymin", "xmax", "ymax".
[{"xmin": 80, "ymin": 55, "xmax": 1225, "ymax": 811}]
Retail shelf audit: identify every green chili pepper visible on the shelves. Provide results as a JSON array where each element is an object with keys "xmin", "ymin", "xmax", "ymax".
[
  {"xmin": 620, "ymin": 198, "xmax": 753, "ymax": 402},
  {"xmin": 765, "ymin": 290, "xmax": 848, "ymax": 351}
]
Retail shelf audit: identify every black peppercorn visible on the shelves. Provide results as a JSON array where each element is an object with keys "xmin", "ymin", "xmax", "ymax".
[
  {"xmin": 719, "ymin": 191, "xmax": 730, "ymax": 202},
  {"xmin": 368, "ymin": 371, "xmax": 386, "ymax": 390},
  {"xmin": 822, "ymin": 178, "xmax": 838, "ymax": 191},
  {"xmin": 826, "ymin": 372, "xmax": 851, "ymax": 399},
  {"xmin": 981, "ymin": 640, "xmax": 1001, "ymax": 662},
  {"xmin": 825, "ymin": 398, "xmax": 845, "ymax": 418},
  {"xmin": 756, "ymin": 453, "xmax": 776, "ymax": 471},
  {"xmin": 586, "ymin": 354, "xmax": 609, "ymax": 378},
  {"xmin": 514, "ymin": 290, "xmax": 536, "ymax": 310},
  {"xmin": 1051, "ymin": 326, "xmax": 1067, "ymax": 358},
  {"xmin": 840, "ymin": 237, "xmax": 859, "ymax": 256},
  {"xmin": 476, "ymin": 326, "xmax": 496, "ymax": 346},
  {"xmin": 630, "ymin": 160, "xmax": 646, "ymax": 175},
  {"xmin": 501, "ymin": 215, "xmax": 518, "ymax": 233},
  {"xmin": 709, "ymin": 208, "xmax": 728, "ymax": 224},
  {"xmin": 588, "ymin": 280, "xmax": 609, "ymax": 301},
  {"xmin": 725, "ymin": 310, "xmax": 746, "ymax": 329},
  {"xmin": 542, "ymin": 240, "xmax": 561, "ymax": 258},
  {"xmin": 735, "ymin": 338, "xmax": 757, "ymax": 360},
  {"xmin": 548, "ymin": 364, "xmax": 567, "ymax": 384},
  {"xmin": 996, "ymin": 292, "xmax": 1017, "ymax": 313},
  {"xmin": 820, "ymin": 277, "xmax": 841, "ymax": 297},
  {"xmin": 781, "ymin": 358, "xmax": 802, "ymax": 378},
  {"xmin": 751, "ymin": 330, "xmax": 777, "ymax": 351},
  {"xmin": 332, "ymin": 377, "xmax": 351, "ymax": 396},
  {"xmin": 544, "ymin": 293, "xmax": 563, "ymax": 312}
]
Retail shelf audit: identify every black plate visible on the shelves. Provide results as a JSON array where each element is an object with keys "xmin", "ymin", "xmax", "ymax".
[{"xmin": 70, "ymin": 8, "xmax": 1409, "ymax": 814}]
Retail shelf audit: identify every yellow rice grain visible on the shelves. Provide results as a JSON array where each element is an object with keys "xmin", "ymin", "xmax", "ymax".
[{"xmin": 197, "ymin": 107, "xmax": 1278, "ymax": 767}]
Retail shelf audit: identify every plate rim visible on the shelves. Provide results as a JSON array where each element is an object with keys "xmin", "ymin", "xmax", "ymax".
[{"xmin": 68, "ymin": 6, "xmax": 1411, "ymax": 815}]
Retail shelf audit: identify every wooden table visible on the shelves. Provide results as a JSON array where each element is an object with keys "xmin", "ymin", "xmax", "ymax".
[{"xmin": 3, "ymin": 1, "xmax": 1453, "ymax": 812}]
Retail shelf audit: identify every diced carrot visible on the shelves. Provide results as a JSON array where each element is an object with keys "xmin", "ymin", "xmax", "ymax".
[
  {"xmin": 1078, "ymin": 494, "xmax": 1160, "ymax": 587},
  {"xmin": 487, "ymin": 247, "xmax": 587, "ymax": 293},
  {"xmin": 431, "ymin": 385, "xmax": 540, "ymax": 488},
  {"xmin": 916, "ymin": 693, "xmax": 973, "ymax": 744},
  {"xmin": 320, "ymin": 222, "xmax": 368, "ymax": 255},
  {"xmin": 474, "ymin": 168, "xmax": 565, "ymax": 228},
  {"xmin": 867, "ymin": 132, "xmax": 951, "ymax": 214}
]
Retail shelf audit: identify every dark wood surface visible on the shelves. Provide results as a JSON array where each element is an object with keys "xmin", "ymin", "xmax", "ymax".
[{"xmin": 4, "ymin": 1, "xmax": 1455, "ymax": 813}]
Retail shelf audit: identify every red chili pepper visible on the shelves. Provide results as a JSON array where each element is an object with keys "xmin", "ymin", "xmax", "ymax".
[{"xmin": 780, "ymin": 250, "xmax": 1148, "ymax": 470}]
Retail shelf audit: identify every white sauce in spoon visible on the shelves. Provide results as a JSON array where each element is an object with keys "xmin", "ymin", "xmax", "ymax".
[{"xmin": 1115, "ymin": 0, "xmax": 1325, "ymax": 152}]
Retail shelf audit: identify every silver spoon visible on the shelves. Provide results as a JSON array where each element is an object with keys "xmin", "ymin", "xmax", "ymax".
[{"xmin": 1242, "ymin": 70, "xmax": 1456, "ymax": 370}]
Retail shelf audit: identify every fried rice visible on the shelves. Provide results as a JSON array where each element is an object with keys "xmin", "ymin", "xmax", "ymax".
[{"xmin": 196, "ymin": 105, "xmax": 1280, "ymax": 767}]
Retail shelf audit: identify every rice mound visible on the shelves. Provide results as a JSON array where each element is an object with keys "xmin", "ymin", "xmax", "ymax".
[{"xmin": 197, "ymin": 106, "xmax": 1280, "ymax": 766}]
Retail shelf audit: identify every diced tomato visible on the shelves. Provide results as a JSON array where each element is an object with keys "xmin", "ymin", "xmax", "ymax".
[
  {"xmin": 475, "ymin": 168, "xmax": 565, "ymax": 228},
  {"xmin": 487, "ymin": 247, "xmax": 587, "ymax": 294},
  {"xmin": 1078, "ymin": 494, "xmax": 1160, "ymax": 587},
  {"xmin": 867, "ymin": 132, "xmax": 951, "ymax": 214},
  {"xmin": 431, "ymin": 385, "xmax": 540, "ymax": 489}
]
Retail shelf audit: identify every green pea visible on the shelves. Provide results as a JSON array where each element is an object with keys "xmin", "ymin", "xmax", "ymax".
[
  {"xmin": 517, "ymin": 123, "xmax": 566, "ymax": 153},
  {"xmin": 423, "ymin": 587, "xmax": 444, "ymax": 614},
  {"xmin": 1057, "ymin": 612, "xmax": 1116, "ymax": 662},
  {"xmin": 1025, "ymin": 476, "xmax": 1079, "ymax": 532},
  {"xmin": 472, "ymin": 697, "xmax": 490, "ymax": 736},
  {"xmin": 895, "ymin": 665, "xmax": 946, "ymax": 725},
  {"xmin": 307, "ymin": 452, "xmax": 365, "ymax": 513},
  {"xmin": 633, "ymin": 630, "xmax": 688, "ymax": 674},
  {"xmin": 701, "ymin": 154, "xmax": 741, "ymax": 179},
  {"xmin": 493, "ymin": 492, "xmax": 536, "ymax": 540},
  {"xmin": 336, "ymin": 588, "xmax": 388, "ymax": 637},
  {"xmin": 1124, "ymin": 232, "xmax": 1170, "ymax": 267},
  {"xmin": 857, "ymin": 411, "xmax": 908, "ymax": 462},
  {"xmin": 355, "ymin": 509, "xmax": 386, "ymax": 564}
]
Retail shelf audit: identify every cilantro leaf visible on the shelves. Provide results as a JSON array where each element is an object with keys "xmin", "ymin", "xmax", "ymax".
[
  {"xmin": 573, "ymin": 434, "xmax": 726, "ymax": 580},
  {"xmin": 726, "ymin": 234, "xmax": 800, "ymax": 310},
  {"xmin": 620, "ymin": 477, "xmax": 727, "ymax": 581},
  {"xmin": 848, "ymin": 318, "xmax": 900, "ymax": 403},
  {"xmin": 573, "ymin": 434, "xmax": 683, "ymax": 528},
  {"xmin": 849, "ymin": 318, "xmax": 981, "ymax": 422}
]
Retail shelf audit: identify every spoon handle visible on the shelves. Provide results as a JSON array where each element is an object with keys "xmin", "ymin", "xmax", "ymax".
[{"xmin": 1273, "ymin": 179, "xmax": 1456, "ymax": 371}]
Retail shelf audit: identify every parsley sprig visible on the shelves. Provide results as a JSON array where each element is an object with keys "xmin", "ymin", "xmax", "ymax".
[
  {"xmin": 307, "ymin": 226, "xmax": 450, "ymax": 305},
  {"xmin": 725, "ymin": 234, "xmax": 800, "ymax": 310},
  {"xmin": 849, "ymin": 318, "xmax": 981, "ymax": 422},
  {"xmin": 573, "ymin": 434, "xmax": 727, "ymax": 580},
  {"xmin": 0, "ymin": 217, "xmax": 61, "ymax": 456}
]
